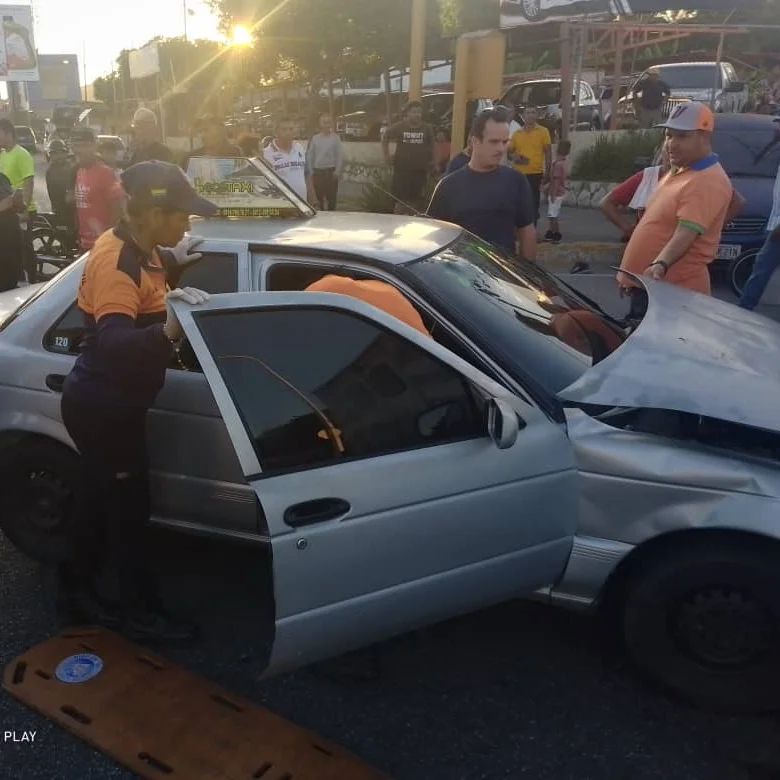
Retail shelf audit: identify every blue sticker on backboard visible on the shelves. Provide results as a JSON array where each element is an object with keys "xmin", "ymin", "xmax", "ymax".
[{"xmin": 55, "ymin": 653, "xmax": 103, "ymax": 684}]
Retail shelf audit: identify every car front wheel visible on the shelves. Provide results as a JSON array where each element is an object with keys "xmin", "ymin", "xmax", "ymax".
[
  {"xmin": 621, "ymin": 539, "xmax": 780, "ymax": 713},
  {"xmin": 0, "ymin": 437, "xmax": 78, "ymax": 563}
]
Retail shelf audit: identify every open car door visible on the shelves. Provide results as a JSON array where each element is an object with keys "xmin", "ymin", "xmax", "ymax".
[{"xmin": 174, "ymin": 291, "xmax": 579, "ymax": 675}]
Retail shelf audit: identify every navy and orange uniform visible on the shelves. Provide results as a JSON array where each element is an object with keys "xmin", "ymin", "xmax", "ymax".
[{"xmin": 65, "ymin": 223, "xmax": 182, "ymax": 408}]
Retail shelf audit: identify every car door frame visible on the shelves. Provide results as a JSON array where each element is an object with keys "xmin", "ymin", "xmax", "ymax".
[
  {"xmin": 252, "ymin": 250, "xmax": 536, "ymax": 409},
  {"xmin": 174, "ymin": 291, "xmax": 579, "ymax": 674}
]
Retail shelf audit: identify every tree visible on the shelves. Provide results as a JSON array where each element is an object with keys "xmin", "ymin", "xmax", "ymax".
[{"xmin": 438, "ymin": 0, "xmax": 499, "ymax": 37}]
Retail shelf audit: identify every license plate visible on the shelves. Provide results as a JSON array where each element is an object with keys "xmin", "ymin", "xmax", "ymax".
[{"xmin": 716, "ymin": 244, "xmax": 741, "ymax": 260}]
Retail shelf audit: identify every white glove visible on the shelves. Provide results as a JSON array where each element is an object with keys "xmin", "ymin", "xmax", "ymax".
[
  {"xmin": 164, "ymin": 287, "xmax": 210, "ymax": 342},
  {"xmin": 166, "ymin": 236, "xmax": 205, "ymax": 267}
]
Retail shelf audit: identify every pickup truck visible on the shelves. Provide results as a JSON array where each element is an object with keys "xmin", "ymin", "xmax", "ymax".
[{"xmin": 618, "ymin": 62, "xmax": 748, "ymax": 126}]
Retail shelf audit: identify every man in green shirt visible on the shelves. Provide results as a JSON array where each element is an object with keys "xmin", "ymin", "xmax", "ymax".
[{"xmin": 0, "ymin": 118, "xmax": 36, "ymax": 282}]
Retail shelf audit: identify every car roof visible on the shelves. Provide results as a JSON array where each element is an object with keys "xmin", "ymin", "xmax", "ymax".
[
  {"xmin": 190, "ymin": 211, "xmax": 462, "ymax": 265},
  {"xmin": 652, "ymin": 62, "xmax": 718, "ymax": 68}
]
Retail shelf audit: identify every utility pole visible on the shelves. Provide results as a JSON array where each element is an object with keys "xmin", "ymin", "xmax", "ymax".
[
  {"xmin": 409, "ymin": 0, "xmax": 426, "ymax": 101},
  {"xmin": 183, "ymin": 0, "xmax": 188, "ymax": 42},
  {"xmin": 82, "ymin": 41, "xmax": 88, "ymax": 101}
]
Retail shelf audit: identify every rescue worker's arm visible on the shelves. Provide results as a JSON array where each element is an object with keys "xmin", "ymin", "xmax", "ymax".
[{"xmin": 158, "ymin": 237, "xmax": 205, "ymax": 289}]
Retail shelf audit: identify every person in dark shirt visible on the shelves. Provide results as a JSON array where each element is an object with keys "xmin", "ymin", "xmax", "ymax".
[
  {"xmin": 45, "ymin": 139, "xmax": 76, "ymax": 233},
  {"xmin": 0, "ymin": 172, "xmax": 22, "ymax": 291},
  {"xmin": 427, "ymin": 107, "xmax": 536, "ymax": 260},
  {"xmin": 445, "ymin": 139, "xmax": 471, "ymax": 175},
  {"xmin": 382, "ymin": 101, "xmax": 434, "ymax": 213},
  {"xmin": 634, "ymin": 69, "xmax": 671, "ymax": 128},
  {"xmin": 127, "ymin": 107, "xmax": 173, "ymax": 166},
  {"xmin": 59, "ymin": 161, "xmax": 216, "ymax": 641},
  {"xmin": 189, "ymin": 116, "xmax": 243, "ymax": 159}
]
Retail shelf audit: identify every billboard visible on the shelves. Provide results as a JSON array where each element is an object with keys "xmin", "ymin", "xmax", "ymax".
[
  {"xmin": 500, "ymin": 0, "xmax": 756, "ymax": 26},
  {"xmin": 129, "ymin": 42, "xmax": 160, "ymax": 80},
  {"xmin": 0, "ymin": 5, "xmax": 37, "ymax": 81}
]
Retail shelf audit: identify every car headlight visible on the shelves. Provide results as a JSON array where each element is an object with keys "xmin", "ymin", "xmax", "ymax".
[{"xmin": 714, "ymin": 97, "xmax": 723, "ymax": 112}]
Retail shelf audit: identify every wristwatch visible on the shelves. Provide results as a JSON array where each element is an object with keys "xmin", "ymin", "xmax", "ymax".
[{"xmin": 650, "ymin": 260, "xmax": 669, "ymax": 272}]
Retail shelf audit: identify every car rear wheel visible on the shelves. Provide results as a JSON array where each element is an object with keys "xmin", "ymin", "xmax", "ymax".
[
  {"xmin": 621, "ymin": 539, "xmax": 780, "ymax": 713},
  {"xmin": 728, "ymin": 248, "xmax": 759, "ymax": 297},
  {"xmin": 0, "ymin": 438, "xmax": 78, "ymax": 563}
]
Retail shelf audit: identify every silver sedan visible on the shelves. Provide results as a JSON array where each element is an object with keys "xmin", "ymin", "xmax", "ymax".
[{"xmin": 1, "ymin": 209, "xmax": 778, "ymax": 714}]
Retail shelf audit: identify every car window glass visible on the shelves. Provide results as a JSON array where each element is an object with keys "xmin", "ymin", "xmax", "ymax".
[
  {"xmin": 713, "ymin": 123, "xmax": 780, "ymax": 178},
  {"xmin": 178, "ymin": 252, "xmax": 239, "ymax": 294},
  {"xmin": 195, "ymin": 307, "xmax": 487, "ymax": 475},
  {"xmin": 264, "ymin": 261, "xmax": 502, "ymax": 380},
  {"xmin": 44, "ymin": 253, "xmax": 238, "ymax": 358}
]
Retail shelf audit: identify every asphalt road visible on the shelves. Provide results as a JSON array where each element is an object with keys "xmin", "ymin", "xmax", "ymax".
[
  {"xmin": 2, "ymin": 165, "xmax": 779, "ymax": 779},
  {"xmin": 2, "ymin": 529, "xmax": 780, "ymax": 780}
]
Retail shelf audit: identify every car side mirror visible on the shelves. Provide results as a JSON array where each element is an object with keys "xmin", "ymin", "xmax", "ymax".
[
  {"xmin": 487, "ymin": 398, "xmax": 521, "ymax": 450},
  {"xmin": 724, "ymin": 81, "xmax": 745, "ymax": 93}
]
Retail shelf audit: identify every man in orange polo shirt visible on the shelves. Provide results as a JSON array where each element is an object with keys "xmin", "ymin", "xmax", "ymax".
[{"xmin": 617, "ymin": 102, "xmax": 732, "ymax": 316}]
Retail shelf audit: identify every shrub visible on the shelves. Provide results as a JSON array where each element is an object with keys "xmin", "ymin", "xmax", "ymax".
[{"xmin": 571, "ymin": 130, "xmax": 663, "ymax": 183}]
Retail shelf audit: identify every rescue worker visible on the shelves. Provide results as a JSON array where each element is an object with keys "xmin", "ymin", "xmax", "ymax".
[{"xmin": 59, "ymin": 161, "xmax": 217, "ymax": 641}]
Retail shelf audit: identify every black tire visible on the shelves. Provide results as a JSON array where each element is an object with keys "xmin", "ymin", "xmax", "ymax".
[
  {"xmin": 728, "ymin": 248, "xmax": 759, "ymax": 297},
  {"xmin": 0, "ymin": 438, "xmax": 78, "ymax": 563},
  {"xmin": 622, "ymin": 539, "xmax": 780, "ymax": 713}
]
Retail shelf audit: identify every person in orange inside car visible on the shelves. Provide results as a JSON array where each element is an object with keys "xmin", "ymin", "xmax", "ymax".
[{"xmin": 305, "ymin": 274, "xmax": 430, "ymax": 337}]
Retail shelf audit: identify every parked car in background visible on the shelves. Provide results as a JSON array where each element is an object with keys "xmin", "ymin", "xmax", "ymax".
[
  {"xmin": 618, "ymin": 62, "xmax": 748, "ymax": 126},
  {"xmin": 500, "ymin": 78, "xmax": 602, "ymax": 138},
  {"xmin": 14, "ymin": 125, "xmax": 37, "ymax": 154},
  {"xmin": 337, "ymin": 93, "xmax": 407, "ymax": 141},
  {"xmin": 420, "ymin": 92, "xmax": 493, "ymax": 147},
  {"xmin": 709, "ymin": 114, "xmax": 780, "ymax": 294}
]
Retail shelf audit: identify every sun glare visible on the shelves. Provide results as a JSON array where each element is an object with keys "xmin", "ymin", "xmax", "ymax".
[{"xmin": 231, "ymin": 24, "xmax": 253, "ymax": 47}]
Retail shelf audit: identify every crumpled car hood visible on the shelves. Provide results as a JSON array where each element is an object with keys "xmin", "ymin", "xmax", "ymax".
[{"xmin": 558, "ymin": 279, "xmax": 780, "ymax": 432}]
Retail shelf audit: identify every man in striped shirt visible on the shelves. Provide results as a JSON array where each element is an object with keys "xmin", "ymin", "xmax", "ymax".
[{"xmin": 739, "ymin": 145, "xmax": 780, "ymax": 310}]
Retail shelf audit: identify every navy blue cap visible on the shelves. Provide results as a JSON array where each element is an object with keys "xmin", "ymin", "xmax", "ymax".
[{"xmin": 121, "ymin": 160, "xmax": 218, "ymax": 217}]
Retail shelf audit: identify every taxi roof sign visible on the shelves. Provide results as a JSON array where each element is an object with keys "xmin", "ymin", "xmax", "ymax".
[{"xmin": 185, "ymin": 156, "xmax": 313, "ymax": 219}]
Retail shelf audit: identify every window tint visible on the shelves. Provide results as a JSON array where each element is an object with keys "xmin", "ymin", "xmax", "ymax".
[
  {"xmin": 196, "ymin": 307, "xmax": 486, "ymax": 474},
  {"xmin": 179, "ymin": 253, "xmax": 238, "ymax": 294},
  {"xmin": 44, "ymin": 300, "xmax": 84, "ymax": 354},
  {"xmin": 44, "ymin": 253, "xmax": 238, "ymax": 357}
]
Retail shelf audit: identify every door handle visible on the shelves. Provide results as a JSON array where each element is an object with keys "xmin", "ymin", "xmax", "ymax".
[
  {"xmin": 284, "ymin": 498, "xmax": 350, "ymax": 528},
  {"xmin": 45, "ymin": 374, "xmax": 66, "ymax": 393}
]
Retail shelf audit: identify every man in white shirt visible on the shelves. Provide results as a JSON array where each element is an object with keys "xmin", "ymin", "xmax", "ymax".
[{"xmin": 262, "ymin": 117, "xmax": 307, "ymax": 200}]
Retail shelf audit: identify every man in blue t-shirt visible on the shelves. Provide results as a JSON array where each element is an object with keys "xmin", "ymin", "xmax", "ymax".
[{"xmin": 427, "ymin": 107, "xmax": 536, "ymax": 260}]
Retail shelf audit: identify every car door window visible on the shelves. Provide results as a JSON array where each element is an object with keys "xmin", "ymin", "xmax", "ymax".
[
  {"xmin": 263, "ymin": 260, "xmax": 499, "ymax": 378},
  {"xmin": 44, "ymin": 253, "xmax": 238, "ymax": 356},
  {"xmin": 195, "ymin": 307, "xmax": 487, "ymax": 475}
]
